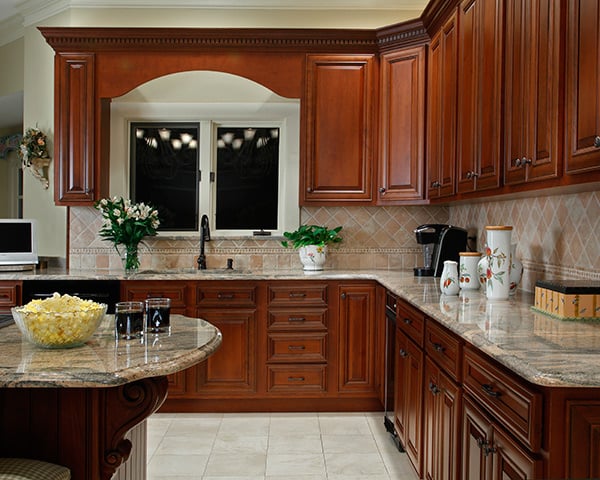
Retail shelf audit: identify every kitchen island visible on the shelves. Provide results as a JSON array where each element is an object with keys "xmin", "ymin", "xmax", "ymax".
[{"xmin": 0, "ymin": 314, "xmax": 222, "ymax": 480}]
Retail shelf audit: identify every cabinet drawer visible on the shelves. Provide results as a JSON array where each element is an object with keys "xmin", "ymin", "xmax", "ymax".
[
  {"xmin": 267, "ymin": 365, "xmax": 327, "ymax": 393},
  {"xmin": 397, "ymin": 299, "xmax": 425, "ymax": 347},
  {"xmin": 121, "ymin": 282, "xmax": 187, "ymax": 311},
  {"xmin": 425, "ymin": 320, "xmax": 461, "ymax": 381},
  {"xmin": 267, "ymin": 284, "xmax": 328, "ymax": 307},
  {"xmin": 463, "ymin": 346, "xmax": 542, "ymax": 451},
  {"xmin": 267, "ymin": 332, "xmax": 327, "ymax": 363},
  {"xmin": 0, "ymin": 284, "xmax": 19, "ymax": 310},
  {"xmin": 197, "ymin": 286, "xmax": 256, "ymax": 308},
  {"xmin": 267, "ymin": 309, "xmax": 328, "ymax": 330}
]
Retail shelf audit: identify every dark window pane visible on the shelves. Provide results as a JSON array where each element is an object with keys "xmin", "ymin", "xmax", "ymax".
[
  {"xmin": 130, "ymin": 123, "xmax": 199, "ymax": 231},
  {"xmin": 216, "ymin": 127, "xmax": 279, "ymax": 230}
]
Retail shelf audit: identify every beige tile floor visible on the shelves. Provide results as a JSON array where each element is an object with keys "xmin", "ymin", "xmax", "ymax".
[{"xmin": 147, "ymin": 412, "xmax": 419, "ymax": 479}]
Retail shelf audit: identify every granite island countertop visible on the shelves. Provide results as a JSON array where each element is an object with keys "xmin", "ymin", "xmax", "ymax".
[
  {"xmin": 2, "ymin": 267, "xmax": 600, "ymax": 388},
  {"xmin": 0, "ymin": 314, "xmax": 222, "ymax": 388}
]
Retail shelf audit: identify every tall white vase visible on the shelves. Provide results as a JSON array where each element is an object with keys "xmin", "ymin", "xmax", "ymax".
[
  {"xmin": 484, "ymin": 226, "xmax": 512, "ymax": 300},
  {"xmin": 509, "ymin": 243, "xmax": 523, "ymax": 295},
  {"xmin": 439, "ymin": 260, "xmax": 460, "ymax": 296}
]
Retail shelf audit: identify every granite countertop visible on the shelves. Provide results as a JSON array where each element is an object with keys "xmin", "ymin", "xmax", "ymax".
[
  {"xmin": 0, "ymin": 314, "xmax": 222, "ymax": 388},
  {"xmin": 2, "ymin": 267, "xmax": 600, "ymax": 388}
]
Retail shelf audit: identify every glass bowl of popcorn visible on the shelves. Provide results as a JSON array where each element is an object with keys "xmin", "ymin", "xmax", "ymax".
[{"xmin": 11, "ymin": 293, "xmax": 108, "ymax": 348}]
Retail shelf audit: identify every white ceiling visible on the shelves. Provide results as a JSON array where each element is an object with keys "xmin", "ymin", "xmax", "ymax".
[{"xmin": 0, "ymin": 0, "xmax": 428, "ymax": 131}]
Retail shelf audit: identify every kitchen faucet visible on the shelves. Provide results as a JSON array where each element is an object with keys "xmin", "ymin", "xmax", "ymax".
[{"xmin": 197, "ymin": 214, "xmax": 211, "ymax": 270}]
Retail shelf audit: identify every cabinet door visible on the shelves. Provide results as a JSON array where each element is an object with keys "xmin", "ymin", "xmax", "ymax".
[
  {"xmin": 504, "ymin": 0, "xmax": 560, "ymax": 185},
  {"xmin": 456, "ymin": 0, "xmax": 502, "ymax": 194},
  {"xmin": 338, "ymin": 283, "xmax": 377, "ymax": 393},
  {"xmin": 193, "ymin": 308, "xmax": 257, "ymax": 395},
  {"xmin": 0, "ymin": 281, "xmax": 21, "ymax": 314},
  {"xmin": 565, "ymin": 0, "xmax": 600, "ymax": 174},
  {"xmin": 302, "ymin": 55, "xmax": 376, "ymax": 204},
  {"xmin": 427, "ymin": 12, "xmax": 457, "ymax": 200},
  {"xmin": 462, "ymin": 395, "xmax": 493, "ymax": 480},
  {"xmin": 54, "ymin": 53, "xmax": 98, "ymax": 205},
  {"xmin": 425, "ymin": 357, "xmax": 461, "ymax": 480},
  {"xmin": 378, "ymin": 46, "xmax": 426, "ymax": 204},
  {"xmin": 396, "ymin": 328, "xmax": 424, "ymax": 477},
  {"xmin": 567, "ymin": 401, "xmax": 600, "ymax": 479}
]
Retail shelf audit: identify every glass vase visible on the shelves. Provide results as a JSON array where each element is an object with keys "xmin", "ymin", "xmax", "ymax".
[{"xmin": 120, "ymin": 243, "xmax": 140, "ymax": 275}]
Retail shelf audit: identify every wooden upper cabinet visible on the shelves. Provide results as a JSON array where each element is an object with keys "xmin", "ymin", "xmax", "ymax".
[
  {"xmin": 427, "ymin": 12, "xmax": 457, "ymax": 200},
  {"xmin": 565, "ymin": 0, "xmax": 600, "ymax": 175},
  {"xmin": 503, "ymin": 0, "xmax": 561, "ymax": 185},
  {"xmin": 54, "ymin": 53, "xmax": 99, "ymax": 205},
  {"xmin": 302, "ymin": 54, "xmax": 376, "ymax": 205},
  {"xmin": 456, "ymin": 0, "xmax": 503, "ymax": 195},
  {"xmin": 378, "ymin": 46, "xmax": 426, "ymax": 204}
]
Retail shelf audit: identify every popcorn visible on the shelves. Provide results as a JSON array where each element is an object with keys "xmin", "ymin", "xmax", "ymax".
[{"xmin": 13, "ymin": 293, "xmax": 107, "ymax": 348}]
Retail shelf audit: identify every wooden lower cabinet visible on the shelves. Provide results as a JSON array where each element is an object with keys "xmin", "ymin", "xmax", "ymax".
[
  {"xmin": 461, "ymin": 395, "xmax": 542, "ymax": 480},
  {"xmin": 0, "ymin": 281, "xmax": 21, "ymax": 314}
]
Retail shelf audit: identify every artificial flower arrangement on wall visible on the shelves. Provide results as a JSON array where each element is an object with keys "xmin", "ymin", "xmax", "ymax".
[{"xmin": 19, "ymin": 127, "xmax": 51, "ymax": 189}]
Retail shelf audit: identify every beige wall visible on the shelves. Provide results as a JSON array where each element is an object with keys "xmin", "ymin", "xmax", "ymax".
[{"xmin": 0, "ymin": 38, "xmax": 23, "ymax": 97}]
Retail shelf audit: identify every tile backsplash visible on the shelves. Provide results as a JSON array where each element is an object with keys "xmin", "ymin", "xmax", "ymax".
[{"xmin": 69, "ymin": 189, "xmax": 599, "ymax": 292}]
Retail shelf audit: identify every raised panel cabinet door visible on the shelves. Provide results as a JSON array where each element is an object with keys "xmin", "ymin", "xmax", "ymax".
[
  {"xmin": 193, "ymin": 308, "xmax": 257, "ymax": 395},
  {"xmin": 427, "ymin": 12, "xmax": 457, "ymax": 200},
  {"xmin": 567, "ymin": 401, "xmax": 600, "ymax": 479},
  {"xmin": 337, "ymin": 284, "xmax": 376, "ymax": 393},
  {"xmin": 54, "ymin": 53, "xmax": 97, "ymax": 205},
  {"xmin": 504, "ymin": 0, "xmax": 560, "ymax": 185},
  {"xmin": 461, "ymin": 395, "xmax": 493, "ymax": 480},
  {"xmin": 456, "ymin": 0, "xmax": 503, "ymax": 194},
  {"xmin": 302, "ymin": 55, "xmax": 376, "ymax": 204},
  {"xmin": 565, "ymin": 0, "xmax": 600, "ymax": 174},
  {"xmin": 491, "ymin": 427, "xmax": 542, "ymax": 480},
  {"xmin": 378, "ymin": 46, "xmax": 426, "ymax": 204}
]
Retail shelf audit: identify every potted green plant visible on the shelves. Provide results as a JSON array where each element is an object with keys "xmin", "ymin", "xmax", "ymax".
[{"xmin": 281, "ymin": 224, "xmax": 343, "ymax": 271}]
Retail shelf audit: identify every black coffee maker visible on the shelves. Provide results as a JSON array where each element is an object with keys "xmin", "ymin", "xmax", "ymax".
[{"xmin": 414, "ymin": 224, "xmax": 468, "ymax": 277}]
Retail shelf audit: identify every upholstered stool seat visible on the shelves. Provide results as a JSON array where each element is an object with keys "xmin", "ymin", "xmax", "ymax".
[{"xmin": 0, "ymin": 458, "xmax": 70, "ymax": 480}]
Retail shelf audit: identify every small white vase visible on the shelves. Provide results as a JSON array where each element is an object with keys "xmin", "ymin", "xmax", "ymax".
[
  {"xmin": 459, "ymin": 252, "xmax": 481, "ymax": 290},
  {"xmin": 298, "ymin": 245, "xmax": 328, "ymax": 271},
  {"xmin": 509, "ymin": 243, "xmax": 523, "ymax": 295},
  {"xmin": 439, "ymin": 260, "xmax": 459, "ymax": 296},
  {"xmin": 484, "ymin": 226, "xmax": 512, "ymax": 300}
]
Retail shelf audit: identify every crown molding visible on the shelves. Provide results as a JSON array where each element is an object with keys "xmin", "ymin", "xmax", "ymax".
[
  {"xmin": 0, "ymin": 15, "xmax": 24, "ymax": 47},
  {"xmin": 376, "ymin": 18, "xmax": 429, "ymax": 51}
]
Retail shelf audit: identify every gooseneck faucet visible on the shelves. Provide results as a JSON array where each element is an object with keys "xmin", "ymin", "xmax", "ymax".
[{"xmin": 197, "ymin": 214, "xmax": 211, "ymax": 270}]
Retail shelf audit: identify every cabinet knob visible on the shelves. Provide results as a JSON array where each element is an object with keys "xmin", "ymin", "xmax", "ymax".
[
  {"xmin": 306, "ymin": 187, "xmax": 313, "ymax": 193},
  {"xmin": 470, "ymin": 171, "xmax": 479, "ymax": 178},
  {"xmin": 431, "ymin": 181, "xmax": 441, "ymax": 188},
  {"xmin": 403, "ymin": 317, "xmax": 412, "ymax": 325},
  {"xmin": 432, "ymin": 342, "xmax": 445, "ymax": 353},
  {"xmin": 399, "ymin": 349, "xmax": 408, "ymax": 358},
  {"xmin": 594, "ymin": 136, "xmax": 600, "ymax": 148},
  {"xmin": 428, "ymin": 381, "xmax": 441, "ymax": 395},
  {"xmin": 466, "ymin": 171, "xmax": 472, "ymax": 179},
  {"xmin": 341, "ymin": 293, "xmax": 347, "ymax": 299},
  {"xmin": 379, "ymin": 187, "xmax": 386, "ymax": 194},
  {"xmin": 515, "ymin": 158, "xmax": 521, "ymax": 167},
  {"xmin": 524, "ymin": 158, "xmax": 532, "ymax": 165}
]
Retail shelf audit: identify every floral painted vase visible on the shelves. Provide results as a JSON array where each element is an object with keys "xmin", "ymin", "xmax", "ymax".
[
  {"xmin": 440, "ymin": 260, "xmax": 459, "ymax": 296},
  {"xmin": 509, "ymin": 243, "xmax": 523, "ymax": 295},
  {"xmin": 484, "ymin": 226, "xmax": 513, "ymax": 300},
  {"xmin": 299, "ymin": 245, "xmax": 328, "ymax": 271},
  {"xmin": 459, "ymin": 252, "xmax": 481, "ymax": 290}
]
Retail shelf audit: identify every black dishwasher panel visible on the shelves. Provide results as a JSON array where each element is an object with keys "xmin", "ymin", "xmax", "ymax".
[{"xmin": 22, "ymin": 280, "xmax": 120, "ymax": 313}]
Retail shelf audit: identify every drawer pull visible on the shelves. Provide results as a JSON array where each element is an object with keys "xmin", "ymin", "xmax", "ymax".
[
  {"xmin": 288, "ymin": 345, "xmax": 306, "ymax": 351},
  {"xmin": 429, "ymin": 381, "xmax": 441, "ymax": 395},
  {"xmin": 287, "ymin": 376, "xmax": 305, "ymax": 382},
  {"xmin": 217, "ymin": 293, "xmax": 234, "ymax": 299},
  {"xmin": 288, "ymin": 317, "xmax": 306, "ymax": 322},
  {"xmin": 289, "ymin": 292, "xmax": 306, "ymax": 298},
  {"xmin": 399, "ymin": 349, "xmax": 408, "ymax": 358},
  {"xmin": 432, "ymin": 342, "xmax": 445, "ymax": 353},
  {"xmin": 482, "ymin": 384, "xmax": 501, "ymax": 398},
  {"xmin": 477, "ymin": 438, "xmax": 497, "ymax": 456},
  {"xmin": 0, "ymin": 294, "xmax": 9, "ymax": 300},
  {"xmin": 403, "ymin": 317, "xmax": 412, "ymax": 325}
]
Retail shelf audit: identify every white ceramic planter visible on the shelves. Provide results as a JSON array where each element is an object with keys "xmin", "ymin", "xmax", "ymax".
[{"xmin": 298, "ymin": 245, "xmax": 328, "ymax": 271}]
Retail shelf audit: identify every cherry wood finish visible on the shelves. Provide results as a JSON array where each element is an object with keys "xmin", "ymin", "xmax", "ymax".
[
  {"xmin": 0, "ymin": 376, "xmax": 168, "ymax": 480},
  {"xmin": 455, "ymin": 0, "xmax": 503, "ymax": 195},
  {"xmin": 565, "ymin": 0, "xmax": 600, "ymax": 175},
  {"xmin": 503, "ymin": 0, "xmax": 561, "ymax": 186},
  {"xmin": 0, "ymin": 281, "xmax": 21, "ymax": 314},
  {"xmin": 302, "ymin": 55, "xmax": 377, "ymax": 204},
  {"xmin": 425, "ymin": 319, "xmax": 462, "ymax": 383},
  {"xmin": 378, "ymin": 46, "xmax": 426, "ymax": 204},
  {"xmin": 426, "ymin": 11, "xmax": 457, "ymax": 200},
  {"xmin": 424, "ymin": 356, "xmax": 461, "ymax": 480}
]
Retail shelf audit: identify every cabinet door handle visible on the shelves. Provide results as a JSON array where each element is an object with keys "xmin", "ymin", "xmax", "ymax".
[
  {"xmin": 288, "ymin": 316, "xmax": 306, "ymax": 323},
  {"xmin": 379, "ymin": 187, "xmax": 386, "ymax": 194},
  {"xmin": 431, "ymin": 180, "xmax": 441, "ymax": 188},
  {"xmin": 289, "ymin": 292, "xmax": 306, "ymax": 298},
  {"xmin": 287, "ymin": 376, "xmax": 305, "ymax": 382},
  {"xmin": 288, "ymin": 345, "xmax": 306, "ymax": 351},
  {"xmin": 515, "ymin": 157, "xmax": 521, "ymax": 167},
  {"xmin": 403, "ymin": 317, "xmax": 412, "ymax": 325},
  {"xmin": 341, "ymin": 293, "xmax": 346, "ymax": 299},
  {"xmin": 399, "ymin": 349, "xmax": 408, "ymax": 358},
  {"xmin": 432, "ymin": 342, "xmax": 445, "ymax": 353},
  {"xmin": 306, "ymin": 187, "xmax": 313, "ymax": 193},
  {"xmin": 429, "ymin": 381, "xmax": 441, "ymax": 395},
  {"xmin": 482, "ymin": 383, "xmax": 501, "ymax": 397},
  {"xmin": 594, "ymin": 136, "xmax": 600, "ymax": 148},
  {"xmin": 466, "ymin": 171, "xmax": 472, "ymax": 179},
  {"xmin": 217, "ymin": 293, "xmax": 234, "ymax": 299},
  {"xmin": 470, "ymin": 172, "xmax": 479, "ymax": 178}
]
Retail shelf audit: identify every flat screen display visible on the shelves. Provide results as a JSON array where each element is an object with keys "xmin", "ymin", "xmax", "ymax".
[{"xmin": 0, "ymin": 219, "xmax": 38, "ymax": 266}]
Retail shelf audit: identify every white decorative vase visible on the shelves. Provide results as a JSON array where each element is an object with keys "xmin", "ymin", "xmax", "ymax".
[
  {"xmin": 459, "ymin": 252, "xmax": 481, "ymax": 290},
  {"xmin": 484, "ymin": 226, "xmax": 513, "ymax": 300},
  {"xmin": 439, "ymin": 260, "xmax": 459, "ymax": 296},
  {"xmin": 298, "ymin": 245, "xmax": 328, "ymax": 271},
  {"xmin": 509, "ymin": 243, "xmax": 523, "ymax": 295}
]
